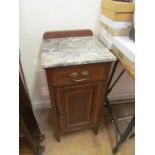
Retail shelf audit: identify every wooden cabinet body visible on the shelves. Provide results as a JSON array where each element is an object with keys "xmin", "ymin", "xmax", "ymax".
[{"xmin": 45, "ymin": 62, "xmax": 111, "ymax": 141}]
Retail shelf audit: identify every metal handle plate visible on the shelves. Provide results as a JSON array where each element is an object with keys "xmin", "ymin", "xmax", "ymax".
[
  {"xmin": 81, "ymin": 71, "xmax": 89, "ymax": 77},
  {"xmin": 70, "ymin": 72, "xmax": 79, "ymax": 78}
]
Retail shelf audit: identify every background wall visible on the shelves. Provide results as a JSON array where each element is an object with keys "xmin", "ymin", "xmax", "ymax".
[{"xmin": 19, "ymin": 0, "xmax": 134, "ymax": 109}]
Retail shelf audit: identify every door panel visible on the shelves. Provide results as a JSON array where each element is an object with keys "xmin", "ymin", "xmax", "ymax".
[
  {"xmin": 65, "ymin": 89, "xmax": 93, "ymax": 126},
  {"xmin": 55, "ymin": 82, "xmax": 104, "ymax": 132}
]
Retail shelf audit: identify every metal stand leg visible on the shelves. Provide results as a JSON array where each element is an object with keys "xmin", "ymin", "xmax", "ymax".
[
  {"xmin": 113, "ymin": 116, "xmax": 135, "ymax": 154},
  {"xmin": 106, "ymin": 61, "xmax": 125, "ymax": 96},
  {"xmin": 107, "ymin": 61, "xmax": 118, "ymax": 90},
  {"xmin": 104, "ymin": 60, "xmax": 135, "ymax": 153},
  {"xmin": 105, "ymin": 97, "xmax": 122, "ymax": 137}
]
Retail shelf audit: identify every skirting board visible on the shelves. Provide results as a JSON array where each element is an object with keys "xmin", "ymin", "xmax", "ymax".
[
  {"xmin": 32, "ymin": 100, "xmax": 51, "ymax": 109},
  {"xmin": 32, "ymin": 91, "xmax": 134, "ymax": 109}
]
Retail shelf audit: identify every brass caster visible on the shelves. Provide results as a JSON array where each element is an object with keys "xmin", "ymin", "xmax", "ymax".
[
  {"xmin": 34, "ymin": 145, "xmax": 45, "ymax": 155},
  {"xmin": 38, "ymin": 134, "xmax": 45, "ymax": 142}
]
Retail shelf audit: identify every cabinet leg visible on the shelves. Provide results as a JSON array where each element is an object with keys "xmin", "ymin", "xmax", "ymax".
[
  {"xmin": 130, "ymin": 133, "xmax": 135, "ymax": 139},
  {"xmin": 55, "ymin": 132, "xmax": 60, "ymax": 142},
  {"xmin": 92, "ymin": 126, "xmax": 99, "ymax": 135}
]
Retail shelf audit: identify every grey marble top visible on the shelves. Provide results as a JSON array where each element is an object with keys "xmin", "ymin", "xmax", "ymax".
[{"xmin": 40, "ymin": 36, "xmax": 116, "ymax": 68}]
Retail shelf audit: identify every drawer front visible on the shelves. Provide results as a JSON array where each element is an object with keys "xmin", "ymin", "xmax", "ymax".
[{"xmin": 46, "ymin": 63, "xmax": 110, "ymax": 86}]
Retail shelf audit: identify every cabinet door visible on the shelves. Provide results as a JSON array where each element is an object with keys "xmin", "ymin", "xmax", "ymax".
[{"xmin": 54, "ymin": 82, "xmax": 104, "ymax": 132}]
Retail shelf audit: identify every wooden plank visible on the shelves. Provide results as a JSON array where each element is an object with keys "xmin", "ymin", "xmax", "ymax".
[
  {"xmin": 111, "ymin": 46, "xmax": 135, "ymax": 79},
  {"xmin": 43, "ymin": 29, "xmax": 93, "ymax": 39}
]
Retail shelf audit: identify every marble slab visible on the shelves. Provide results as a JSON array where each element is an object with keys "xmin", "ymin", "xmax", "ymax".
[{"xmin": 40, "ymin": 36, "xmax": 116, "ymax": 68}]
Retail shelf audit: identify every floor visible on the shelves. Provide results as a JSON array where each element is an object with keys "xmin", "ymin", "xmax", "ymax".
[{"xmin": 20, "ymin": 102, "xmax": 135, "ymax": 155}]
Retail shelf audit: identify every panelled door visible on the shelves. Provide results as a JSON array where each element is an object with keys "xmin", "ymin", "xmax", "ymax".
[{"xmin": 54, "ymin": 82, "xmax": 104, "ymax": 132}]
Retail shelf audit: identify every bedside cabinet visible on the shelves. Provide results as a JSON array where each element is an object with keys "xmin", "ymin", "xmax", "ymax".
[
  {"xmin": 45, "ymin": 63, "xmax": 111, "ymax": 142},
  {"xmin": 40, "ymin": 30, "xmax": 116, "ymax": 141}
]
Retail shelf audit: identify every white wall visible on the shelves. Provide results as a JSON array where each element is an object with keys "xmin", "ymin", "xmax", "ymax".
[
  {"xmin": 19, "ymin": 0, "xmax": 134, "ymax": 109},
  {"xmin": 108, "ymin": 63, "xmax": 135, "ymax": 101}
]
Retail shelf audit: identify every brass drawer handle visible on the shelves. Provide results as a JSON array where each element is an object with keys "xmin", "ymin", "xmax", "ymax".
[
  {"xmin": 81, "ymin": 71, "xmax": 89, "ymax": 77},
  {"xmin": 70, "ymin": 72, "xmax": 79, "ymax": 78},
  {"xmin": 72, "ymin": 78, "xmax": 87, "ymax": 82}
]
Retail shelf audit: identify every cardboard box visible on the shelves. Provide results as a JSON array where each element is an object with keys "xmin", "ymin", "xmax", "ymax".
[
  {"xmin": 102, "ymin": 7, "xmax": 133, "ymax": 21},
  {"xmin": 100, "ymin": 15, "xmax": 132, "ymax": 28},
  {"xmin": 102, "ymin": 0, "xmax": 135, "ymax": 12},
  {"xmin": 100, "ymin": 22, "xmax": 131, "ymax": 36}
]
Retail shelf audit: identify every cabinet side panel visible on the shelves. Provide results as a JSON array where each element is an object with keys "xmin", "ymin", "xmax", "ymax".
[{"xmin": 45, "ymin": 69, "xmax": 61, "ymax": 141}]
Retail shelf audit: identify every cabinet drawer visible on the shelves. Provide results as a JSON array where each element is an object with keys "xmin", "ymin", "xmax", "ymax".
[{"xmin": 46, "ymin": 63, "xmax": 110, "ymax": 86}]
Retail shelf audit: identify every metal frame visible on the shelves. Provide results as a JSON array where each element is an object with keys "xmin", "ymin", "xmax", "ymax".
[{"xmin": 105, "ymin": 60, "xmax": 135, "ymax": 154}]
